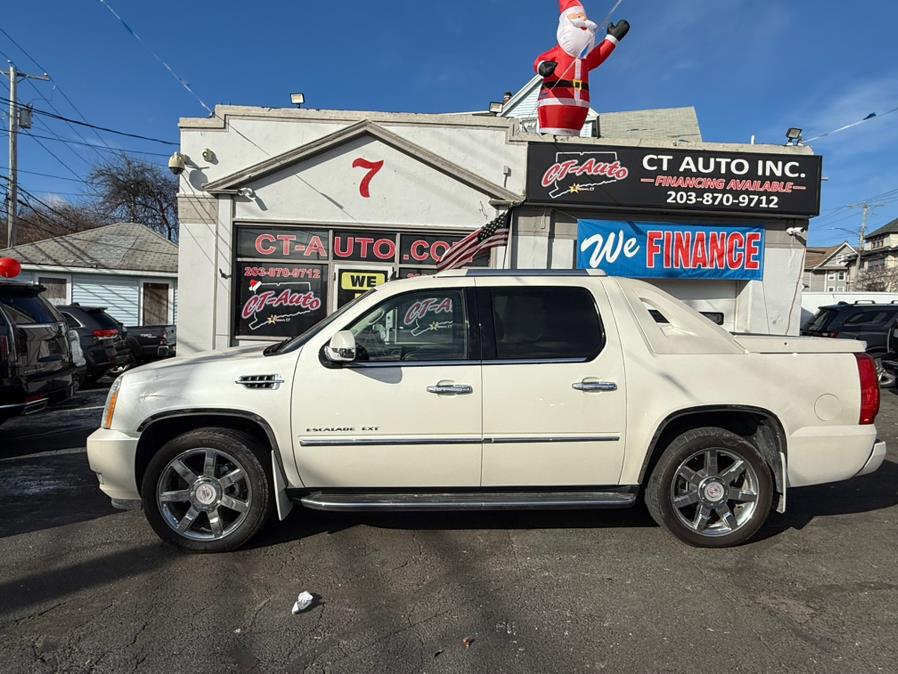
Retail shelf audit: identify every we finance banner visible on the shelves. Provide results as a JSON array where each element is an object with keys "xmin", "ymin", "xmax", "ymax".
[{"xmin": 577, "ymin": 220, "xmax": 765, "ymax": 281}]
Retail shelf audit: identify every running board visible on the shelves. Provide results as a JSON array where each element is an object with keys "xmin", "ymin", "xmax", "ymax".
[{"xmin": 296, "ymin": 488, "xmax": 637, "ymax": 512}]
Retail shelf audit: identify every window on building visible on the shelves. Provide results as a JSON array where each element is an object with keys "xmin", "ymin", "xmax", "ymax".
[
  {"xmin": 489, "ymin": 286, "xmax": 603, "ymax": 361},
  {"xmin": 827, "ymin": 272, "xmax": 836, "ymax": 280},
  {"xmin": 827, "ymin": 286, "xmax": 835, "ymax": 292},
  {"xmin": 837, "ymin": 271, "xmax": 846, "ymax": 281},
  {"xmin": 348, "ymin": 288, "xmax": 470, "ymax": 362},
  {"xmin": 142, "ymin": 282, "xmax": 170, "ymax": 325},
  {"xmin": 38, "ymin": 277, "xmax": 67, "ymax": 305}
]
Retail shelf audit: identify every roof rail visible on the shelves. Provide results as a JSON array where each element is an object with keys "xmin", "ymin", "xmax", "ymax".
[
  {"xmin": 436, "ymin": 268, "xmax": 607, "ymax": 278},
  {"xmin": 853, "ymin": 299, "xmax": 876, "ymax": 304}
]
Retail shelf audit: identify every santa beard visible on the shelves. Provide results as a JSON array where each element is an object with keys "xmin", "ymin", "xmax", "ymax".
[{"xmin": 557, "ymin": 15, "xmax": 598, "ymax": 57}]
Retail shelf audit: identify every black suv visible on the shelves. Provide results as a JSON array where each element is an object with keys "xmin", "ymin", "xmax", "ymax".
[
  {"xmin": 0, "ymin": 282, "xmax": 76, "ymax": 423},
  {"xmin": 59, "ymin": 304, "xmax": 135, "ymax": 384},
  {"xmin": 802, "ymin": 301, "xmax": 898, "ymax": 386}
]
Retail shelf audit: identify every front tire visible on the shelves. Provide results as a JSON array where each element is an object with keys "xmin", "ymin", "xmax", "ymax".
[
  {"xmin": 645, "ymin": 427, "xmax": 773, "ymax": 548},
  {"xmin": 141, "ymin": 427, "xmax": 273, "ymax": 553}
]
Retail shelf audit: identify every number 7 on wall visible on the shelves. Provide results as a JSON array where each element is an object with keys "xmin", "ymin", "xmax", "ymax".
[{"xmin": 352, "ymin": 158, "xmax": 384, "ymax": 198}]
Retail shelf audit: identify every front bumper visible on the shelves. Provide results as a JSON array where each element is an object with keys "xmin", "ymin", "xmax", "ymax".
[
  {"xmin": 856, "ymin": 440, "xmax": 887, "ymax": 478},
  {"xmin": 86, "ymin": 427, "xmax": 141, "ymax": 501}
]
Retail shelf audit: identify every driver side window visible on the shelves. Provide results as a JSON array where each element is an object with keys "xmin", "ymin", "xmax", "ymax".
[{"xmin": 347, "ymin": 288, "xmax": 470, "ymax": 363}]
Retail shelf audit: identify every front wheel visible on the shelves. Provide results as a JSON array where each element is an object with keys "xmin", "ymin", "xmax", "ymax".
[
  {"xmin": 141, "ymin": 428, "xmax": 273, "ymax": 552},
  {"xmin": 645, "ymin": 427, "xmax": 773, "ymax": 548}
]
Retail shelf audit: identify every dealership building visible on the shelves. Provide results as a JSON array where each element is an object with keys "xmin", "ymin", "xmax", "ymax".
[{"xmin": 175, "ymin": 93, "xmax": 821, "ymax": 353}]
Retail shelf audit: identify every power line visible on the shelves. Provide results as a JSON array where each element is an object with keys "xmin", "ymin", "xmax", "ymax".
[
  {"xmin": 0, "ymin": 26, "xmax": 117, "ymax": 153},
  {"xmin": 0, "ymin": 125, "xmax": 170, "ymax": 157},
  {"xmin": 21, "ymin": 130, "xmax": 85, "ymax": 181},
  {"xmin": 0, "ymin": 165, "xmax": 88, "ymax": 184},
  {"xmin": 0, "ymin": 95, "xmax": 177, "ymax": 146}
]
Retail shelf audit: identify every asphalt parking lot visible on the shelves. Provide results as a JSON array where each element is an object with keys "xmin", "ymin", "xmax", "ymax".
[{"xmin": 0, "ymin": 387, "xmax": 897, "ymax": 672}]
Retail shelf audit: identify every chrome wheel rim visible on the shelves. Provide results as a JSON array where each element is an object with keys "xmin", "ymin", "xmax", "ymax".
[
  {"xmin": 875, "ymin": 357, "xmax": 895, "ymax": 387},
  {"xmin": 156, "ymin": 448, "xmax": 252, "ymax": 541},
  {"xmin": 670, "ymin": 448, "xmax": 759, "ymax": 538}
]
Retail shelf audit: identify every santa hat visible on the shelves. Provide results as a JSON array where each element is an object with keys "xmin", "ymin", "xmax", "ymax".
[{"xmin": 560, "ymin": 0, "xmax": 585, "ymax": 16}]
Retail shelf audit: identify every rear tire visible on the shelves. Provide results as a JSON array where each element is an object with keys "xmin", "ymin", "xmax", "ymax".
[
  {"xmin": 141, "ymin": 427, "xmax": 273, "ymax": 553},
  {"xmin": 645, "ymin": 426, "xmax": 773, "ymax": 548}
]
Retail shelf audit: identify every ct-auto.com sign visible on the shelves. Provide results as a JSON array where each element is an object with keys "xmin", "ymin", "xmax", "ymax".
[{"xmin": 526, "ymin": 143, "xmax": 822, "ymax": 217}]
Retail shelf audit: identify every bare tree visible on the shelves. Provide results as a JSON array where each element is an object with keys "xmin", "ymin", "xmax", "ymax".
[
  {"xmin": 856, "ymin": 265, "xmax": 898, "ymax": 292},
  {"xmin": 89, "ymin": 155, "xmax": 178, "ymax": 241},
  {"xmin": 2, "ymin": 200, "xmax": 109, "ymax": 247}
]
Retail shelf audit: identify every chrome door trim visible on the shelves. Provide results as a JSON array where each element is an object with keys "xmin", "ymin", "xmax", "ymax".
[
  {"xmin": 298, "ymin": 437, "xmax": 482, "ymax": 447},
  {"xmin": 483, "ymin": 435, "xmax": 620, "ymax": 444}
]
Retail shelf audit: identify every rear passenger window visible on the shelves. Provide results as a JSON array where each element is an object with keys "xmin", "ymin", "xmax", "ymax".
[
  {"xmin": 0, "ymin": 295, "xmax": 59, "ymax": 325},
  {"xmin": 490, "ymin": 287, "xmax": 603, "ymax": 360},
  {"xmin": 843, "ymin": 310, "xmax": 894, "ymax": 327}
]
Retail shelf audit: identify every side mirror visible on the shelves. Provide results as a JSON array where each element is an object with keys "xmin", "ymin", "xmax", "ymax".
[{"xmin": 324, "ymin": 330, "xmax": 357, "ymax": 363}]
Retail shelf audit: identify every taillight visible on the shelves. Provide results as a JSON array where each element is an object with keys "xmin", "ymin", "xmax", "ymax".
[
  {"xmin": 92, "ymin": 329, "xmax": 118, "ymax": 339},
  {"xmin": 855, "ymin": 353, "xmax": 880, "ymax": 425},
  {"xmin": 822, "ymin": 331, "xmax": 839, "ymax": 338}
]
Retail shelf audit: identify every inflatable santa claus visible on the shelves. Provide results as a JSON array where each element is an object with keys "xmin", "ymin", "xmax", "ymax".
[{"xmin": 534, "ymin": 0, "xmax": 630, "ymax": 136}]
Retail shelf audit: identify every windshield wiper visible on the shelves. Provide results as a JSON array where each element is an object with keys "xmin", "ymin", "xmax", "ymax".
[{"xmin": 263, "ymin": 338, "xmax": 291, "ymax": 356}]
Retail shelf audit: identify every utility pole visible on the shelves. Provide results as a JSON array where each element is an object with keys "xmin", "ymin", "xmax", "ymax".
[
  {"xmin": 2, "ymin": 63, "xmax": 49, "ymax": 248},
  {"xmin": 847, "ymin": 201, "xmax": 884, "ymax": 289}
]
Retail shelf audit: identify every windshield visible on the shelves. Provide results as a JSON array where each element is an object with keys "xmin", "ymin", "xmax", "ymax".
[{"xmin": 265, "ymin": 290, "xmax": 372, "ymax": 355}]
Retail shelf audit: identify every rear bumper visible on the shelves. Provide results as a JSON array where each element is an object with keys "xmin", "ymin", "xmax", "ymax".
[
  {"xmin": 86, "ymin": 427, "xmax": 141, "ymax": 501},
  {"xmin": 856, "ymin": 439, "xmax": 887, "ymax": 478},
  {"xmin": 788, "ymin": 425, "xmax": 882, "ymax": 487}
]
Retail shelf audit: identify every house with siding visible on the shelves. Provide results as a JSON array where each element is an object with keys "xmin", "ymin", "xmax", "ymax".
[
  {"xmin": 802, "ymin": 242, "xmax": 858, "ymax": 291},
  {"xmin": 0, "ymin": 222, "xmax": 178, "ymax": 325}
]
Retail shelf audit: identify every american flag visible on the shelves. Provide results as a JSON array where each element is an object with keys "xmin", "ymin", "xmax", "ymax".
[{"xmin": 436, "ymin": 211, "xmax": 510, "ymax": 272}]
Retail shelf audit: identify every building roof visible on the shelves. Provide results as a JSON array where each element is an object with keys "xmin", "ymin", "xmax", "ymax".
[
  {"xmin": 804, "ymin": 242, "xmax": 857, "ymax": 271},
  {"xmin": 0, "ymin": 222, "xmax": 178, "ymax": 273},
  {"xmin": 866, "ymin": 217, "xmax": 898, "ymax": 239},
  {"xmin": 202, "ymin": 119, "xmax": 523, "ymax": 202}
]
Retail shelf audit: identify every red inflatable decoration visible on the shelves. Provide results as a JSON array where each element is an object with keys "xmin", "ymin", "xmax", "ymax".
[
  {"xmin": 534, "ymin": 0, "xmax": 630, "ymax": 136},
  {"xmin": 0, "ymin": 257, "xmax": 22, "ymax": 279}
]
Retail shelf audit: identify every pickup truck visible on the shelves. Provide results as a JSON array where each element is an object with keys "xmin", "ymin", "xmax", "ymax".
[
  {"xmin": 86, "ymin": 270, "xmax": 886, "ymax": 552},
  {"xmin": 122, "ymin": 324, "xmax": 176, "ymax": 366}
]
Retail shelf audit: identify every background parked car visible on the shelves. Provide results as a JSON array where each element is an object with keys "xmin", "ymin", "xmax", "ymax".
[
  {"xmin": 58, "ymin": 304, "xmax": 135, "ymax": 385},
  {"xmin": 120, "ymin": 323, "xmax": 176, "ymax": 367},
  {"xmin": 801, "ymin": 301, "xmax": 898, "ymax": 386},
  {"xmin": 0, "ymin": 282, "xmax": 76, "ymax": 424}
]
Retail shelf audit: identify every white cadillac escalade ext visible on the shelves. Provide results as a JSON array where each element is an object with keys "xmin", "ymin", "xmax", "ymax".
[{"xmin": 87, "ymin": 270, "xmax": 886, "ymax": 552}]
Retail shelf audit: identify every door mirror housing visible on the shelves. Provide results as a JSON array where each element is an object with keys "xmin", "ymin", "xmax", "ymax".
[{"xmin": 324, "ymin": 330, "xmax": 357, "ymax": 363}]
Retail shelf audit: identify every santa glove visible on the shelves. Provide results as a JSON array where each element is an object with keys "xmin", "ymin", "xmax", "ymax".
[
  {"xmin": 607, "ymin": 20, "xmax": 630, "ymax": 41},
  {"xmin": 538, "ymin": 61, "xmax": 557, "ymax": 77}
]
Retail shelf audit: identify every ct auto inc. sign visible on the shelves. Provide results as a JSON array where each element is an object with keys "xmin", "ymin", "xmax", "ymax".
[
  {"xmin": 526, "ymin": 143, "xmax": 822, "ymax": 217},
  {"xmin": 578, "ymin": 219, "xmax": 765, "ymax": 281}
]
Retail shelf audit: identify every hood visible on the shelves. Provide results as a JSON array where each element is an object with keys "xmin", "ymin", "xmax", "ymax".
[{"xmin": 128, "ymin": 344, "xmax": 267, "ymax": 375}]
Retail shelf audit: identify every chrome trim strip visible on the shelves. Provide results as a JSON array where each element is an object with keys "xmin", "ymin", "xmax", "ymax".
[
  {"xmin": 462, "ymin": 269, "xmax": 606, "ymax": 278},
  {"xmin": 484, "ymin": 435, "xmax": 619, "ymax": 444},
  {"xmin": 299, "ymin": 437, "xmax": 482, "ymax": 447},
  {"xmin": 300, "ymin": 490, "xmax": 636, "ymax": 512},
  {"xmin": 345, "ymin": 357, "xmax": 588, "ymax": 368}
]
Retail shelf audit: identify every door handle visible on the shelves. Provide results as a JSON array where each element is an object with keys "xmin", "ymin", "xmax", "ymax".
[
  {"xmin": 573, "ymin": 379, "xmax": 617, "ymax": 392},
  {"xmin": 427, "ymin": 382, "xmax": 473, "ymax": 395}
]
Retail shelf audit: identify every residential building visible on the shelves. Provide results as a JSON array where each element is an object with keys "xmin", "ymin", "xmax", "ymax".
[
  {"xmin": 802, "ymin": 242, "xmax": 858, "ymax": 291},
  {"xmin": 862, "ymin": 217, "xmax": 898, "ymax": 287},
  {"xmin": 0, "ymin": 222, "xmax": 178, "ymax": 325}
]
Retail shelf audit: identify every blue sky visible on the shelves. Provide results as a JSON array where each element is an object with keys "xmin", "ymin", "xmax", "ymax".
[{"xmin": 2, "ymin": 0, "xmax": 897, "ymax": 246}]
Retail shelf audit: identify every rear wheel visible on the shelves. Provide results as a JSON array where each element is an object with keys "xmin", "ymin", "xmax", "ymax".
[
  {"xmin": 141, "ymin": 427, "xmax": 273, "ymax": 552},
  {"xmin": 645, "ymin": 427, "xmax": 773, "ymax": 548}
]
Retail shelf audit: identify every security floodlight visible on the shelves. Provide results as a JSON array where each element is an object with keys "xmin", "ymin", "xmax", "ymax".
[
  {"xmin": 786, "ymin": 127, "xmax": 803, "ymax": 145},
  {"xmin": 489, "ymin": 101, "xmax": 503, "ymax": 114},
  {"xmin": 290, "ymin": 92, "xmax": 305, "ymax": 107}
]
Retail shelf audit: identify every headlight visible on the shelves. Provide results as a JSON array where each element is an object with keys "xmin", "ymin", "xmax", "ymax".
[{"xmin": 102, "ymin": 376, "xmax": 123, "ymax": 429}]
